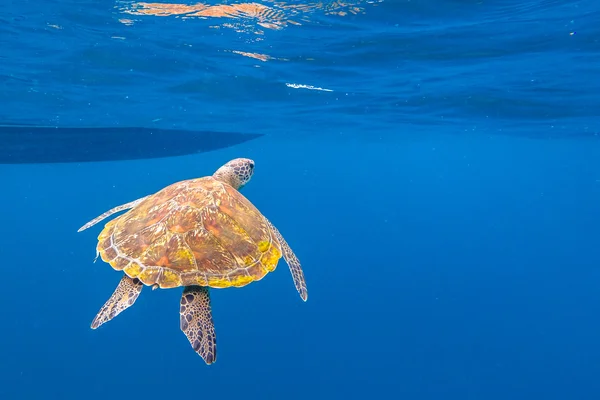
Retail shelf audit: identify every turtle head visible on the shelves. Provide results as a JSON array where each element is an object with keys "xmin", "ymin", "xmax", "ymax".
[{"xmin": 212, "ymin": 158, "xmax": 255, "ymax": 190}]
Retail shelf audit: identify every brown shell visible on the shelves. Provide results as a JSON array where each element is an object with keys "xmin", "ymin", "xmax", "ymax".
[{"xmin": 96, "ymin": 177, "xmax": 282, "ymax": 289}]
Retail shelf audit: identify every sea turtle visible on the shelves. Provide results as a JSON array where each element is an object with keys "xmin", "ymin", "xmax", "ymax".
[{"xmin": 78, "ymin": 158, "xmax": 307, "ymax": 365}]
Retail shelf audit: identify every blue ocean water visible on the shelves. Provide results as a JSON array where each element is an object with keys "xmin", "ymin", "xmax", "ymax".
[{"xmin": 1, "ymin": 0, "xmax": 600, "ymax": 399}]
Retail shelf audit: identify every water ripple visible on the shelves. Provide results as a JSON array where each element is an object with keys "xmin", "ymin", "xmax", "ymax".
[{"xmin": 0, "ymin": 0, "xmax": 598, "ymax": 137}]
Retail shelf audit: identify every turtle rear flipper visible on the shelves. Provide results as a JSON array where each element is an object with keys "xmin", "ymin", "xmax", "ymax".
[
  {"xmin": 91, "ymin": 275, "xmax": 144, "ymax": 329},
  {"xmin": 180, "ymin": 286, "xmax": 217, "ymax": 365}
]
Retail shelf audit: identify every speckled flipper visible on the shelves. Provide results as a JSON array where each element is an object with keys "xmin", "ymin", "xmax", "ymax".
[
  {"xmin": 77, "ymin": 196, "xmax": 149, "ymax": 232},
  {"xmin": 180, "ymin": 286, "xmax": 217, "ymax": 365},
  {"xmin": 266, "ymin": 219, "xmax": 308, "ymax": 302},
  {"xmin": 91, "ymin": 275, "xmax": 144, "ymax": 329}
]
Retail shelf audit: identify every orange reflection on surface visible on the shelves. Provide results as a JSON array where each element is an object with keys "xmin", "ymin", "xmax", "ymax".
[
  {"xmin": 121, "ymin": 1, "xmax": 378, "ymax": 31},
  {"xmin": 231, "ymin": 51, "xmax": 272, "ymax": 62},
  {"xmin": 118, "ymin": 1, "xmax": 380, "ymax": 60},
  {"xmin": 125, "ymin": 2, "xmax": 203, "ymax": 16},
  {"xmin": 125, "ymin": 2, "xmax": 286, "ymax": 27}
]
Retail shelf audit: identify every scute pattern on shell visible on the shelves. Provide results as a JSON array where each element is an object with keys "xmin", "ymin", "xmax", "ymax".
[{"xmin": 96, "ymin": 177, "xmax": 282, "ymax": 289}]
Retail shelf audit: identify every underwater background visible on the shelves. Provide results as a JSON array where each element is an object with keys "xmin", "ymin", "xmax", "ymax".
[{"xmin": 1, "ymin": 0, "xmax": 600, "ymax": 399}]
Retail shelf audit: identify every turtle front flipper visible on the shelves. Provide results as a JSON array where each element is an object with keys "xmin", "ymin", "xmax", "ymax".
[
  {"xmin": 266, "ymin": 220, "xmax": 308, "ymax": 302},
  {"xmin": 91, "ymin": 275, "xmax": 144, "ymax": 329},
  {"xmin": 77, "ymin": 195, "xmax": 149, "ymax": 232},
  {"xmin": 180, "ymin": 286, "xmax": 217, "ymax": 365}
]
